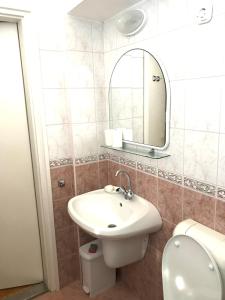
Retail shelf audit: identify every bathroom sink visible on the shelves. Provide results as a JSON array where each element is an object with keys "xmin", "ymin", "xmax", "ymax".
[{"xmin": 68, "ymin": 189, "xmax": 162, "ymax": 239}]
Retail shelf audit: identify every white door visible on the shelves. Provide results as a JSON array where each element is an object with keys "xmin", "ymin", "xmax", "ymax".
[{"xmin": 0, "ymin": 22, "xmax": 43, "ymax": 289}]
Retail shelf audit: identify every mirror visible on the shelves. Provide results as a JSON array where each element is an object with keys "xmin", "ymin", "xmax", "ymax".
[{"xmin": 109, "ymin": 48, "xmax": 170, "ymax": 150}]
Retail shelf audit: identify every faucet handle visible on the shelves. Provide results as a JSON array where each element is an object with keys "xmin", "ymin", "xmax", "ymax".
[
  {"xmin": 126, "ymin": 190, "xmax": 134, "ymax": 200},
  {"xmin": 117, "ymin": 186, "xmax": 126, "ymax": 195},
  {"xmin": 115, "ymin": 169, "xmax": 134, "ymax": 200}
]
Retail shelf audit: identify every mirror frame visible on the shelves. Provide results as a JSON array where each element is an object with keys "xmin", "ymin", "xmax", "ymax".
[{"xmin": 108, "ymin": 48, "xmax": 171, "ymax": 151}]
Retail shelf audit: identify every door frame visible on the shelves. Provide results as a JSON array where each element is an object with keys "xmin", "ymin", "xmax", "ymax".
[{"xmin": 0, "ymin": 6, "xmax": 59, "ymax": 291}]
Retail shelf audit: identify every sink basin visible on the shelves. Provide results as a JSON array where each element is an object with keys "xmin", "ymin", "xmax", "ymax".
[
  {"xmin": 68, "ymin": 189, "xmax": 162, "ymax": 239},
  {"xmin": 68, "ymin": 188, "xmax": 162, "ymax": 268}
]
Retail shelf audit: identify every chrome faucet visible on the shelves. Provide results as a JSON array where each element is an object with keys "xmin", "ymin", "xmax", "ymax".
[{"xmin": 115, "ymin": 169, "xmax": 134, "ymax": 200}]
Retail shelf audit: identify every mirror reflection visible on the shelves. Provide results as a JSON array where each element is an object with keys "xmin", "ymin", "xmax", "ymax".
[{"xmin": 109, "ymin": 49, "xmax": 168, "ymax": 148}]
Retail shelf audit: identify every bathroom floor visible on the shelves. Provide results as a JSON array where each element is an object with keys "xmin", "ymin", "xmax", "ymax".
[
  {"xmin": 0, "ymin": 285, "xmax": 31, "ymax": 299},
  {"xmin": 0, "ymin": 283, "xmax": 47, "ymax": 300},
  {"xmin": 34, "ymin": 281, "xmax": 140, "ymax": 300}
]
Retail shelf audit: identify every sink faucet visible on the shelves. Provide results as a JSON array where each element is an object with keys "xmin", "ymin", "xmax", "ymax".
[{"xmin": 115, "ymin": 169, "xmax": 134, "ymax": 200}]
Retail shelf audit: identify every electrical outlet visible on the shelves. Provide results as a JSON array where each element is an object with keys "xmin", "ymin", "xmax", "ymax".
[{"xmin": 196, "ymin": 0, "xmax": 213, "ymax": 24}]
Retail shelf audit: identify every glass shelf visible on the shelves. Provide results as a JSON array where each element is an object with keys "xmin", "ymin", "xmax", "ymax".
[{"xmin": 101, "ymin": 144, "xmax": 170, "ymax": 159}]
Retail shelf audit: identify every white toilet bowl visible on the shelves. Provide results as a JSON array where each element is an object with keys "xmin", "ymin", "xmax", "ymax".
[{"xmin": 162, "ymin": 220, "xmax": 225, "ymax": 300}]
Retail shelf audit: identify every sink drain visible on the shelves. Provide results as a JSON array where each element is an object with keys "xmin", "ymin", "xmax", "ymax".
[{"xmin": 108, "ymin": 224, "xmax": 117, "ymax": 228}]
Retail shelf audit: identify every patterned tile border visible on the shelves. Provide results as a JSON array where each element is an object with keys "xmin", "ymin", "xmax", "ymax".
[
  {"xmin": 158, "ymin": 169, "xmax": 183, "ymax": 185},
  {"xmin": 137, "ymin": 162, "xmax": 157, "ymax": 176},
  {"xmin": 110, "ymin": 153, "xmax": 120, "ymax": 162},
  {"xmin": 49, "ymin": 153, "xmax": 224, "ymax": 200},
  {"xmin": 217, "ymin": 187, "xmax": 225, "ymax": 200},
  {"xmin": 50, "ymin": 158, "xmax": 73, "ymax": 168},
  {"xmin": 99, "ymin": 152, "xmax": 110, "ymax": 160},
  {"xmin": 184, "ymin": 177, "xmax": 216, "ymax": 196},
  {"xmin": 75, "ymin": 155, "xmax": 98, "ymax": 165},
  {"xmin": 120, "ymin": 157, "xmax": 136, "ymax": 169}
]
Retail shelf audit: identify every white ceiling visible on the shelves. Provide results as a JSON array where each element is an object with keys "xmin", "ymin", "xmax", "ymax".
[{"xmin": 67, "ymin": 0, "xmax": 142, "ymax": 21}]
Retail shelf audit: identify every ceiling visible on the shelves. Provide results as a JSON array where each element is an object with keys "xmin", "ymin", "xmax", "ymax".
[{"xmin": 67, "ymin": 0, "xmax": 142, "ymax": 21}]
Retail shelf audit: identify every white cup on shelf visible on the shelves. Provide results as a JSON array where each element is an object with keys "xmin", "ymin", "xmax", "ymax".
[
  {"xmin": 112, "ymin": 128, "xmax": 123, "ymax": 148},
  {"xmin": 104, "ymin": 129, "xmax": 114, "ymax": 146}
]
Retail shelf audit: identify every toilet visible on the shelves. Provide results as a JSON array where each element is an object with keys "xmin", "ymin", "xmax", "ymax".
[{"xmin": 162, "ymin": 219, "xmax": 225, "ymax": 300}]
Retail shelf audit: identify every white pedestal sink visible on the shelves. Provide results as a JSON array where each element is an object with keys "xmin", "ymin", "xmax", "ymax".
[{"xmin": 68, "ymin": 189, "xmax": 162, "ymax": 268}]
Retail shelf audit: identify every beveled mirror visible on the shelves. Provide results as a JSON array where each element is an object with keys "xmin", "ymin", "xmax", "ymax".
[{"xmin": 108, "ymin": 48, "xmax": 170, "ymax": 151}]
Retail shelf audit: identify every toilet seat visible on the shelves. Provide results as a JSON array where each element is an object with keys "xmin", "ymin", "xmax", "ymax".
[{"xmin": 162, "ymin": 234, "xmax": 222, "ymax": 300}]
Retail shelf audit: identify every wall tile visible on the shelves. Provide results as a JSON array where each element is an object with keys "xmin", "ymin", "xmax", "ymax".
[
  {"xmin": 158, "ymin": 169, "xmax": 182, "ymax": 185},
  {"xmin": 46, "ymin": 125, "xmax": 73, "ymax": 160},
  {"xmin": 103, "ymin": 20, "xmax": 117, "ymax": 52},
  {"xmin": 121, "ymin": 245, "xmax": 163, "ymax": 300},
  {"xmin": 75, "ymin": 155, "xmax": 98, "ymax": 165},
  {"xmin": 183, "ymin": 188, "xmax": 216, "ymax": 228},
  {"xmin": 217, "ymin": 187, "xmax": 225, "ymax": 200},
  {"xmin": 72, "ymin": 123, "xmax": 97, "ymax": 158},
  {"xmin": 58, "ymin": 254, "xmax": 80, "ymax": 288},
  {"xmin": 92, "ymin": 22, "xmax": 104, "ymax": 52},
  {"xmin": 55, "ymin": 226, "xmax": 77, "ymax": 259},
  {"xmin": 157, "ymin": 128, "xmax": 184, "ymax": 175},
  {"xmin": 137, "ymin": 153, "xmax": 158, "ymax": 169},
  {"xmin": 185, "ymin": 78, "xmax": 221, "ymax": 132},
  {"xmin": 65, "ymin": 51, "xmax": 94, "ymax": 88},
  {"xmin": 40, "ymin": 51, "xmax": 65, "ymax": 88},
  {"xmin": 158, "ymin": 179, "xmax": 183, "ymax": 224},
  {"xmin": 43, "ymin": 89, "xmax": 68, "ymax": 125},
  {"xmin": 75, "ymin": 162, "xmax": 99, "ymax": 195},
  {"xmin": 137, "ymin": 162, "xmax": 157, "ymax": 177},
  {"xmin": 215, "ymin": 199, "xmax": 225, "ymax": 235},
  {"xmin": 170, "ymin": 81, "xmax": 185, "ymax": 129},
  {"xmin": 218, "ymin": 135, "xmax": 225, "ymax": 188},
  {"xmin": 213, "ymin": 0, "xmax": 225, "ymax": 15},
  {"xmin": 143, "ymin": 246, "xmax": 162, "ymax": 288},
  {"xmin": 96, "ymin": 122, "xmax": 109, "ymax": 153},
  {"xmin": 184, "ymin": 130, "xmax": 219, "ymax": 184},
  {"xmin": 50, "ymin": 158, "xmax": 73, "ymax": 168},
  {"xmin": 136, "ymin": 171, "xmax": 158, "ymax": 206},
  {"xmin": 157, "ymin": 28, "xmax": 190, "ymax": 80},
  {"xmin": 150, "ymin": 219, "xmax": 175, "ymax": 253},
  {"xmin": 158, "ymin": 0, "xmax": 188, "ymax": 33},
  {"xmin": 53, "ymin": 199, "xmax": 74, "ymax": 230},
  {"xmin": 99, "ymin": 160, "xmax": 109, "ymax": 188},
  {"xmin": 93, "ymin": 53, "xmax": 105, "ymax": 87},
  {"xmin": 95, "ymin": 88, "xmax": 109, "ymax": 122},
  {"xmin": 67, "ymin": 89, "xmax": 96, "ymax": 124},
  {"xmin": 146, "ymin": 283, "xmax": 163, "ymax": 300},
  {"xmin": 186, "ymin": 15, "xmax": 225, "ymax": 78},
  {"xmin": 108, "ymin": 161, "xmax": 121, "ymax": 187},
  {"xmin": 220, "ymin": 77, "xmax": 225, "ymax": 133},
  {"xmin": 104, "ymin": 51, "xmax": 119, "ymax": 86},
  {"xmin": 120, "ymin": 153, "xmax": 137, "ymax": 169},
  {"xmin": 50, "ymin": 165, "xmax": 75, "ymax": 200},
  {"xmin": 65, "ymin": 16, "xmax": 92, "ymax": 51},
  {"xmin": 184, "ymin": 177, "xmax": 215, "ymax": 196}
]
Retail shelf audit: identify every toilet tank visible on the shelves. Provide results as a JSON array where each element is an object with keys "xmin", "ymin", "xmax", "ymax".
[{"xmin": 174, "ymin": 219, "xmax": 225, "ymax": 298}]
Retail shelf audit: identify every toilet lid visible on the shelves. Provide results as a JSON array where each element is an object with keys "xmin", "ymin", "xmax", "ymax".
[{"xmin": 162, "ymin": 235, "xmax": 222, "ymax": 300}]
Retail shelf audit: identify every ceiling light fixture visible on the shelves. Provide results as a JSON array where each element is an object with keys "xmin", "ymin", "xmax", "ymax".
[{"xmin": 116, "ymin": 9, "xmax": 147, "ymax": 36}]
